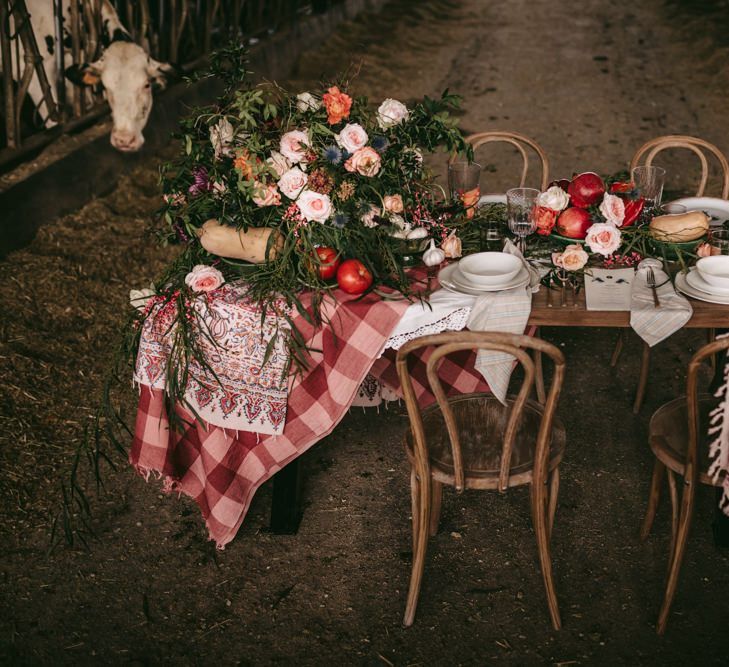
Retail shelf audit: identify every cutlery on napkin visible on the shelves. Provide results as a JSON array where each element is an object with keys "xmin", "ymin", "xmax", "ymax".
[
  {"xmin": 630, "ymin": 258, "xmax": 692, "ymax": 347},
  {"xmin": 467, "ymin": 240, "xmax": 539, "ymax": 404}
]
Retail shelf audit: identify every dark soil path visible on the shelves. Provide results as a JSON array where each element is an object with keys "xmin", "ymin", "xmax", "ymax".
[{"xmin": 2, "ymin": 0, "xmax": 729, "ymax": 664}]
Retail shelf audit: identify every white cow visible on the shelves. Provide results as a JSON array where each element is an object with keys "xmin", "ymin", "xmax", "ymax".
[{"xmin": 14, "ymin": 0, "xmax": 176, "ymax": 151}]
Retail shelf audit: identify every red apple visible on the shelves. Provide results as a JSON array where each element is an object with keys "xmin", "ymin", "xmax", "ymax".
[
  {"xmin": 313, "ymin": 246, "xmax": 340, "ymax": 280},
  {"xmin": 567, "ymin": 172, "xmax": 605, "ymax": 208},
  {"xmin": 556, "ymin": 207, "xmax": 593, "ymax": 239},
  {"xmin": 336, "ymin": 259, "xmax": 373, "ymax": 294}
]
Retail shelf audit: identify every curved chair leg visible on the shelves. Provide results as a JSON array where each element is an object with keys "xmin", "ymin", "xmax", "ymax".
[
  {"xmin": 548, "ymin": 467, "xmax": 560, "ymax": 540},
  {"xmin": 708, "ymin": 328, "xmax": 716, "ymax": 372},
  {"xmin": 666, "ymin": 470, "xmax": 679, "ymax": 557},
  {"xmin": 429, "ymin": 481, "xmax": 442, "ymax": 537},
  {"xmin": 403, "ymin": 471, "xmax": 431, "ymax": 627},
  {"xmin": 657, "ymin": 478, "xmax": 696, "ymax": 634},
  {"xmin": 641, "ymin": 459, "xmax": 665, "ymax": 540},
  {"xmin": 531, "ymin": 479, "xmax": 562, "ymax": 630},
  {"xmin": 610, "ymin": 330, "xmax": 626, "ymax": 367},
  {"xmin": 633, "ymin": 341, "xmax": 651, "ymax": 414},
  {"xmin": 533, "ymin": 347, "xmax": 546, "ymax": 405}
]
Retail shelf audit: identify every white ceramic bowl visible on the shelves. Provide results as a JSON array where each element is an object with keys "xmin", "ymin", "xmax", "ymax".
[
  {"xmin": 696, "ymin": 256, "xmax": 729, "ymax": 289},
  {"xmin": 458, "ymin": 252, "xmax": 522, "ymax": 286}
]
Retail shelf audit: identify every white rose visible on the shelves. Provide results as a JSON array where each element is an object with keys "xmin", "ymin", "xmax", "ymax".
[
  {"xmin": 377, "ymin": 98, "xmax": 409, "ymax": 129},
  {"xmin": 129, "ymin": 286, "xmax": 155, "ymax": 312},
  {"xmin": 585, "ymin": 223, "xmax": 622, "ymax": 256},
  {"xmin": 278, "ymin": 167, "xmax": 308, "ymax": 199},
  {"xmin": 335, "ymin": 123, "xmax": 369, "ymax": 153},
  {"xmin": 267, "ymin": 150, "xmax": 291, "ymax": 178},
  {"xmin": 537, "ymin": 185, "xmax": 570, "ymax": 212},
  {"xmin": 279, "ymin": 130, "xmax": 309, "ymax": 164},
  {"xmin": 209, "ymin": 117, "xmax": 234, "ymax": 159},
  {"xmin": 297, "ymin": 189, "xmax": 332, "ymax": 223},
  {"xmin": 296, "ymin": 92, "xmax": 321, "ymax": 112},
  {"xmin": 361, "ymin": 205, "xmax": 381, "ymax": 228},
  {"xmin": 599, "ymin": 193, "xmax": 626, "ymax": 226}
]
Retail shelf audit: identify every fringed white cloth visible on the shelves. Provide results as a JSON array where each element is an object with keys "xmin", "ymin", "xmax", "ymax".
[{"xmin": 709, "ymin": 353, "xmax": 729, "ymax": 516}]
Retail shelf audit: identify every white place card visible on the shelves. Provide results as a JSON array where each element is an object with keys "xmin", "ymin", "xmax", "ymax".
[{"xmin": 584, "ymin": 267, "xmax": 635, "ymax": 311}]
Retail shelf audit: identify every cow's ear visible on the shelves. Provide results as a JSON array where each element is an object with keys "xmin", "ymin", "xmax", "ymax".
[
  {"xmin": 147, "ymin": 59, "xmax": 180, "ymax": 92},
  {"xmin": 65, "ymin": 62, "xmax": 102, "ymax": 87}
]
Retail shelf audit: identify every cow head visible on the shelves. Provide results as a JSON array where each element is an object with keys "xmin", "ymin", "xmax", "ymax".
[{"xmin": 65, "ymin": 41, "xmax": 177, "ymax": 152}]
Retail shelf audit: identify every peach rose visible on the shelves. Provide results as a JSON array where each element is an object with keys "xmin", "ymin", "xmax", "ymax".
[
  {"xmin": 460, "ymin": 187, "xmax": 481, "ymax": 219},
  {"xmin": 441, "ymin": 231, "xmax": 462, "ymax": 259},
  {"xmin": 322, "ymin": 86, "xmax": 352, "ymax": 125},
  {"xmin": 696, "ymin": 242, "xmax": 720, "ymax": 257},
  {"xmin": 252, "ymin": 182, "xmax": 281, "ymax": 207},
  {"xmin": 553, "ymin": 244, "xmax": 589, "ymax": 271},
  {"xmin": 185, "ymin": 265, "xmax": 224, "ymax": 293},
  {"xmin": 534, "ymin": 206, "xmax": 558, "ymax": 236},
  {"xmin": 344, "ymin": 147, "xmax": 382, "ymax": 177},
  {"xmin": 297, "ymin": 190, "xmax": 332, "ymax": 223},
  {"xmin": 599, "ymin": 193, "xmax": 626, "ymax": 226},
  {"xmin": 585, "ymin": 222, "xmax": 622, "ymax": 256},
  {"xmin": 383, "ymin": 194, "xmax": 404, "ymax": 213}
]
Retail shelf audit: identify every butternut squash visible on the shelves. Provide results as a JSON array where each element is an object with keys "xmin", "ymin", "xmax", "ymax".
[
  {"xmin": 198, "ymin": 219, "xmax": 283, "ymax": 263},
  {"xmin": 649, "ymin": 211, "xmax": 709, "ymax": 243}
]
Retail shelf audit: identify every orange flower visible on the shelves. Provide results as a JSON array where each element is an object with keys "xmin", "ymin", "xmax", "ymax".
[
  {"xmin": 233, "ymin": 150, "xmax": 258, "ymax": 180},
  {"xmin": 460, "ymin": 187, "xmax": 481, "ymax": 219},
  {"xmin": 322, "ymin": 86, "xmax": 352, "ymax": 125},
  {"xmin": 534, "ymin": 205, "xmax": 558, "ymax": 235}
]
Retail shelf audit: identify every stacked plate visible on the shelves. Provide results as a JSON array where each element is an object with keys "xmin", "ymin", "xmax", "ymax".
[
  {"xmin": 438, "ymin": 252, "xmax": 531, "ymax": 296},
  {"xmin": 668, "ymin": 197, "xmax": 729, "ymax": 227},
  {"xmin": 675, "ymin": 256, "xmax": 729, "ymax": 304}
]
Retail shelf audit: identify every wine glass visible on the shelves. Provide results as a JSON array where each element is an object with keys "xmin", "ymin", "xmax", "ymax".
[
  {"xmin": 506, "ymin": 187, "xmax": 539, "ymax": 255},
  {"xmin": 448, "ymin": 161, "xmax": 482, "ymax": 218},
  {"xmin": 631, "ymin": 165, "xmax": 666, "ymax": 218}
]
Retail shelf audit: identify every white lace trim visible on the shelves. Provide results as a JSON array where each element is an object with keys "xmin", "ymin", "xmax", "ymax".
[{"xmin": 383, "ymin": 307, "xmax": 471, "ymax": 350}]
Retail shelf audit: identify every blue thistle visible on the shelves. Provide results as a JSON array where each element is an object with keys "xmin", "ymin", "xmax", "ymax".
[
  {"xmin": 324, "ymin": 145, "xmax": 344, "ymax": 164},
  {"xmin": 332, "ymin": 212, "xmax": 349, "ymax": 228},
  {"xmin": 371, "ymin": 135, "xmax": 389, "ymax": 152}
]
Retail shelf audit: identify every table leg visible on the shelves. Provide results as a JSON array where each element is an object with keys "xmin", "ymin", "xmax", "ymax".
[{"xmin": 270, "ymin": 458, "xmax": 304, "ymax": 534}]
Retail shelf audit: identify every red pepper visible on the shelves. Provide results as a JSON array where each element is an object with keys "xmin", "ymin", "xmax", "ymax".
[{"xmin": 622, "ymin": 197, "xmax": 644, "ymax": 227}]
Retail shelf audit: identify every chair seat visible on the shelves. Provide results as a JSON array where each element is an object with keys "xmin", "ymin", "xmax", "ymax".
[
  {"xmin": 649, "ymin": 394, "xmax": 725, "ymax": 486},
  {"xmin": 404, "ymin": 393, "xmax": 565, "ymax": 490}
]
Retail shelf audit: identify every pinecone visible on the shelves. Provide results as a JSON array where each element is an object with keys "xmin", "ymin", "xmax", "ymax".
[
  {"xmin": 336, "ymin": 180, "xmax": 356, "ymax": 201},
  {"xmin": 307, "ymin": 168, "xmax": 334, "ymax": 195}
]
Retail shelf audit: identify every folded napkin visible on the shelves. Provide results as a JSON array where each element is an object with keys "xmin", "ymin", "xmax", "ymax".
[
  {"xmin": 467, "ymin": 240, "xmax": 539, "ymax": 404},
  {"xmin": 630, "ymin": 258, "xmax": 692, "ymax": 347}
]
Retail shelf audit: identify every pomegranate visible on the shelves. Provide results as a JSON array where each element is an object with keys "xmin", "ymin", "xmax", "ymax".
[
  {"xmin": 567, "ymin": 172, "xmax": 605, "ymax": 208},
  {"xmin": 549, "ymin": 178, "xmax": 571, "ymax": 192},
  {"xmin": 556, "ymin": 207, "xmax": 593, "ymax": 239}
]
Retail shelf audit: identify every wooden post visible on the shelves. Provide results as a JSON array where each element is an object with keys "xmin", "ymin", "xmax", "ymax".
[{"xmin": 0, "ymin": 0, "xmax": 17, "ymax": 148}]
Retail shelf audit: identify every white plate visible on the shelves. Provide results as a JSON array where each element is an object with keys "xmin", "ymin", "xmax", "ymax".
[
  {"xmin": 669, "ymin": 197, "xmax": 729, "ymax": 227},
  {"xmin": 686, "ymin": 267, "xmax": 729, "ymax": 296},
  {"xmin": 438, "ymin": 262, "xmax": 530, "ymax": 295},
  {"xmin": 676, "ymin": 269, "xmax": 729, "ymax": 304}
]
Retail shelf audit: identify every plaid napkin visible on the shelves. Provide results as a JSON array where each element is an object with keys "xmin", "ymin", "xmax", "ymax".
[
  {"xmin": 630, "ymin": 258, "xmax": 692, "ymax": 347},
  {"xmin": 467, "ymin": 240, "xmax": 539, "ymax": 403}
]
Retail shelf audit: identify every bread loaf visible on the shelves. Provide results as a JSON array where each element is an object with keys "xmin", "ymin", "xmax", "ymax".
[{"xmin": 649, "ymin": 211, "xmax": 709, "ymax": 242}]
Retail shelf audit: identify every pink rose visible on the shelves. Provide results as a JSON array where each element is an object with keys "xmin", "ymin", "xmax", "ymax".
[
  {"xmin": 344, "ymin": 147, "xmax": 382, "ymax": 177},
  {"xmin": 267, "ymin": 150, "xmax": 291, "ymax": 178},
  {"xmin": 553, "ymin": 244, "xmax": 589, "ymax": 271},
  {"xmin": 441, "ymin": 231, "xmax": 462, "ymax": 259},
  {"xmin": 297, "ymin": 189, "xmax": 332, "ymax": 222},
  {"xmin": 252, "ymin": 182, "xmax": 281, "ymax": 207},
  {"xmin": 336, "ymin": 123, "xmax": 369, "ymax": 153},
  {"xmin": 383, "ymin": 194, "xmax": 404, "ymax": 213},
  {"xmin": 279, "ymin": 130, "xmax": 309, "ymax": 164},
  {"xmin": 585, "ymin": 222, "xmax": 622, "ymax": 256},
  {"xmin": 599, "ymin": 193, "xmax": 626, "ymax": 226},
  {"xmin": 278, "ymin": 167, "xmax": 308, "ymax": 199},
  {"xmin": 185, "ymin": 265, "xmax": 224, "ymax": 293}
]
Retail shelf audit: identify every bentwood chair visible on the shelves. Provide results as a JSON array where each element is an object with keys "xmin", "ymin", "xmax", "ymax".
[
  {"xmin": 460, "ymin": 131, "xmax": 550, "ymax": 403},
  {"xmin": 640, "ymin": 337, "xmax": 729, "ymax": 634},
  {"xmin": 613, "ymin": 135, "xmax": 729, "ymax": 412},
  {"xmin": 396, "ymin": 332, "xmax": 566, "ymax": 629}
]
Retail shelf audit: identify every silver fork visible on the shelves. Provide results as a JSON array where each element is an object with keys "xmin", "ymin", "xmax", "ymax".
[{"xmin": 647, "ymin": 267, "xmax": 660, "ymax": 308}]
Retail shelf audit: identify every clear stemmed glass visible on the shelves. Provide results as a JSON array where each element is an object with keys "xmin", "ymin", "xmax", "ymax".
[
  {"xmin": 506, "ymin": 187, "xmax": 539, "ymax": 255},
  {"xmin": 631, "ymin": 165, "xmax": 666, "ymax": 218}
]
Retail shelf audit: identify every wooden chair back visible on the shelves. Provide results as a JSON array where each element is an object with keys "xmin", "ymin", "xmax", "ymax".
[
  {"xmin": 395, "ymin": 332, "xmax": 565, "ymax": 493},
  {"xmin": 684, "ymin": 337, "xmax": 729, "ymax": 484},
  {"xmin": 630, "ymin": 135, "xmax": 729, "ymax": 199},
  {"xmin": 461, "ymin": 131, "xmax": 550, "ymax": 191}
]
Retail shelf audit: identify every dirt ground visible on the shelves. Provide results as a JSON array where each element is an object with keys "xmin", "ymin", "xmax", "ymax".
[{"xmin": 2, "ymin": 0, "xmax": 729, "ymax": 664}]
